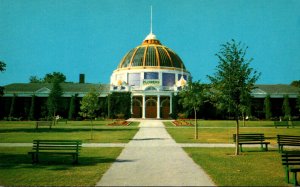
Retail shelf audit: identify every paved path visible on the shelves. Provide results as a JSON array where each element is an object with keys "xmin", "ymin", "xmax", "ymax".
[{"xmin": 96, "ymin": 120, "xmax": 215, "ymax": 186}]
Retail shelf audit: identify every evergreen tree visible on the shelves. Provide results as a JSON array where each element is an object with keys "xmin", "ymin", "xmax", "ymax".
[
  {"xmin": 47, "ymin": 80, "xmax": 63, "ymax": 120},
  {"xmin": 107, "ymin": 92, "xmax": 131, "ymax": 119},
  {"xmin": 264, "ymin": 94, "xmax": 272, "ymax": 120},
  {"xmin": 282, "ymin": 95, "xmax": 291, "ymax": 120},
  {"xmin": 296, "ymin": 94, "xmax": 300, "ymax": 117},
  {"xmin": 9, "ymin": 94, "xmax": 17, "ymax": 118},
  {"xmin": 29, "ymin": 95, "xmax": 36, "ymax": 120},
  {"xmin": 68, "ymin": 95, "xmax": 76, "ymax": 120}
]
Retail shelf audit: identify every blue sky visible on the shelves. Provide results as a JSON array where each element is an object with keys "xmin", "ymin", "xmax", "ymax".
[{"xmin": 0, "ymin": 0, "xmax": 299, "ymax": 85}]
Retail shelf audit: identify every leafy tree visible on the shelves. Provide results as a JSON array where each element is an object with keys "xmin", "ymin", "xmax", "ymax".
[
  {"xmin": 291, "ymin": 80, "xmax": 300, "ymax": 88},
  {"xmin": 29, "ymin": 95, "xmax": 36, "ymax": 120},
  {"xmin": 44, "ymin": 72, "xmax": 66, "ymax": 83},
  {"xmin": 179, "ymin": 80, "xmax": 206, "ymax": 139},
  {"xmin": 47, "ymin": 80, "xmax": 63, "ymax": 121},
  {"xmin": 29, "ymin": 72, "xmax": 66, "ymax": 83},
  {"xmin": 79, "ymin": 88, "xmax": 100, "ymax": 140},
  {"xmin": 208, "ymin": 39, "xmax": 260, "ymax": 155},
  {"xmin": 264, "ymin": 94, "xmax": 272, "ymax": 120},
  {"xmin": 282, "ymin": 95, "xmax": 291, "ymax": 120},
  {"xmin": 29, "ymin": 76, "xmax": 43, "ymax": 83},
  {"xmin": 0, "ymin": 61, "xmax": 6, "ymax": 96},
  {"xmin": 68, "ymin": 94, "xmax": 77, "ymax": 120},
  {"xmin": 0, "ymin": 61, "xmax": 6, "ymax": 72}
]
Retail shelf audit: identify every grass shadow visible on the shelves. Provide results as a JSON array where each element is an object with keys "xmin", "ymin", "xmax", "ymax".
[
  {"xmin": 0, "ymin": 127, "xmax": 138, "ymax": 133},
  {"xmin": 0, "ymin": 152, "xmax": 125, "ymax": 171}
]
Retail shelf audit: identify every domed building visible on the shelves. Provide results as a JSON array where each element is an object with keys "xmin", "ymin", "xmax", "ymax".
[{"xmin": 110, "ymin": 32, "xmax": 190, "ymax": 119}]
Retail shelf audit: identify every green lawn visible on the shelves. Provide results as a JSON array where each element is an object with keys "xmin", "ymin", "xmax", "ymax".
[
  {"xmin": 184, "ymin": 148, "xmax": 296, "ymax": 186},
  {"xmin": 166, "ymin": 120, "xmax": 286, "ymax": 127},
  {"xmin": 164, "ymin": 121, "xmax": 300, "ymax": 144},
  {"xmin": 166, "ymin": 120, "xmax": 300, "ymax": 186},
  {"xmin": 0, "ymin": 121, "xmax": 139, "ymax": 143},
  {"xmin": 0, "ymin": 147, "xmax": 122, "ymax": 186}
]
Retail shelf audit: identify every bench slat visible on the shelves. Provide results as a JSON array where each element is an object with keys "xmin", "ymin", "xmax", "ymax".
[
  {"xmin": 233, "ymin": 134, "xmax": 269, "ymax": 152},
  {"xmin": 277, "ymin": 135, "xmax": 300, "ymax": 152},
  {"xmin": 281, "ymin": 152, "xmax": 300, "ymax": 185},
  {"xmin": 28, "ymin": 139, "xmax": 82, "ymax": 164}
]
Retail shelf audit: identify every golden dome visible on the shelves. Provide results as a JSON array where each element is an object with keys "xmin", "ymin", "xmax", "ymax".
[{"xmin": 117, "ymin": 33, "xmax": 186, "ymax": 71}]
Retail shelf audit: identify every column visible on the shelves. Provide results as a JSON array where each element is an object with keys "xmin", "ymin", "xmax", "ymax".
[
  {"xmin": 170, "ymin": 94, "xmax": 173, "ymax": 114},
  {"xmin": 142, "ymin": 95, "xmax": 146, "ymax": 119},
  {"xmin": 157, "ymin": 95, "xmax": 161, "ymax": 119},
  {"xmin": 130, "ymin": 95, "xmax": 133, "ymax": 114}
]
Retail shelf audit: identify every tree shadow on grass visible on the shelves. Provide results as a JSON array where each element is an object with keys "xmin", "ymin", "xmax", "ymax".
[
  {"xmin": 0, "ymin": 128, "xmax": 138, "ymax": 133},
  {"xmin": 0, "ymin": 152, "xmax": 132, "ymax": 171}
]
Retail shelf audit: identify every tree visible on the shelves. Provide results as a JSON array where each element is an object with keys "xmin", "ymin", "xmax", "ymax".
[
  {"xmin": 264, "ymin": 94, "xmax": 272, "ymax": 120},
  {"xmin": 29, "ymin": 76, "xmax": 43, "ymax": 83},
  {"xmin": 282, "ymin": 95, "xmax": 291, "ymax": 120},
  {"xmin": 291, "ymin": 80, "xmax": 300, "ymax": 88},
  {"xmin": 296, "ymin": 94, "xmax": 300, "ymax": 116},
  {"xmin": 44, "ymin": 72, "xmax": 66, "ymax": 83},
  {"xmin": 178, "ymin": 80, "xmax": 206, "ymax": 139},
  {"xmin": 29, "ymin": 95, "xmax": 36, "ymax": 120},
  {"xmin": 208, "ymin": 40, "xmax": 260, "ymax": 155},
  {"xmin": 9, "ymin": 94, "xmax": 17, "ymax": 118},
  {"xmin": 0, "ymin": 61, "xmax": 6, "ymax": 72},
  {"xmin": 29, "ymin": 72, "xmax": 66, "ymax": 83},
  {"xmin": 79, "ymin": 88, "xmax": 100, "ymax": 140},
  {"xmin": 0, "ymin": 61, "xmax": 6, "ymax": 96},
  {"xmin": 68, "ymin": 94, "xmax": 77, "ymax": 120},
  {"xmin": 107, "ymin": 92, "xmax": 131, "ymax": 119},
  {"xmin": 47, "ymin": 80, "xmax": 63, "ymax": 121}
]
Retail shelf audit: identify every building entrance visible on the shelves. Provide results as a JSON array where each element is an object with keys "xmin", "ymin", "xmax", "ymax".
[
  {"xmin": 161, "ymin": 98, "xmax": 170, "ymax": 118},
  {"xmin": 146, "ymin": 98, "xmax": 157, "ymax": 118},
  {"xmin": 132, "ymin": 98, "xmax": 142, "ymax": 118}
]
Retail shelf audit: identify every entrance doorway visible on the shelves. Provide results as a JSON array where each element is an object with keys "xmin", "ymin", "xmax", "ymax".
[
  {"xmin": 161, "ymin": 98, "xmax": 170, "ymax": 119},
  {"xmin": 146, "ymin": 98, "xmax": 157, "ymax": 118},
  {"xmin": 132, "ymin": 98, "xmax": 142, "ymax": 118}
]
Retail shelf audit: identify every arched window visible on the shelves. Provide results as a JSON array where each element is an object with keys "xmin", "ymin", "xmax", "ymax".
[{"xmin": 145, "ymin": 86, "xmax": 157, "ymax": 91}]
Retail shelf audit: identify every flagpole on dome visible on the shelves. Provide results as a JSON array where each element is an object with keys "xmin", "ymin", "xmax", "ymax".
[{"xmin": 150, "ymin": 5, "xmax": 153, "ymax": 34}]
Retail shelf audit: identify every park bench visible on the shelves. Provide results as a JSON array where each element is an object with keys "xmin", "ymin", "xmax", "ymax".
[
  {"xmin": 35, "ymin": 121, "xmax": 53, "ymax": 129},
  {"xmin": 274, "ymin": 121, "xmax": 289, "ymax": 128},
  {"xmin": 281, "ymin": 152, "xmax": 300, "ymax": 186},
  {"xmin": 291, "ymin": 121, "xmax": 300, "ymax": 128},
  {"xmin": 277, "ymin": 135, "xmax": 300, "ymax": 153},
  {"xmin": 233, "ymin": 133, "xmax": 270, "ymax": 152},
  {"xmin": 28, "ymin": 140, "xmax": 82, "ymax": 164},
  {"xmin": 56, "ymin": 118, "xmax": 68, "ymax": 124}
]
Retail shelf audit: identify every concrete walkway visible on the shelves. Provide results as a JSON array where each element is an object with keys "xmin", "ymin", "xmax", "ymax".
[{"xmin": 96, "ymin": 120, "xmax": 215, "ymax": 186}]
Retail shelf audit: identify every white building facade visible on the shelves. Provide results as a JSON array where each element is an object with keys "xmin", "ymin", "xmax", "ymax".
[{"xmin": 110, "ymin": 32, "xmax": 190, "ymax": 119}]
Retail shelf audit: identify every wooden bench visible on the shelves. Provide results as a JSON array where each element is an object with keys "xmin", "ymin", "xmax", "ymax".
[
  {"xmin": 56, "ymin": 119, "xmax": 68, "ymax": 124},
  {"xmin": 28, "ymin": 140, "xmax": 82, "ymax": 164},
  {"xmin": 35, "ymin": 121, "xmax": 53, "ymax": 129},
  {"xmin": 277, "ymin": 135, "xmax": 300, "ymax": 153},
  {"xmin": 274, "ymin": 121, "xmax": 289, "ymax": 128},
  {"xmin": 233, "ymin": 133, "xmax": 270, "ymax": 152},
  {"xmin": 281, "ymin": 152, "xmax": 300, "ymax": 186}
]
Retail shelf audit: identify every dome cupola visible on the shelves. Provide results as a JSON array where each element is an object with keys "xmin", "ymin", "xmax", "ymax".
[{"xmin": 116, "ymin": 32, "xmax": 187, "ymax": 71}]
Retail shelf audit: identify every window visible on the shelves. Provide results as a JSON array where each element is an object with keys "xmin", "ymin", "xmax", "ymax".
[
  {"xmin": 128, "ymin": 73, "xmax": 140, "ymax": 86},
  {"xmin": 144, "ymin": 72, "xmax": 158, "ymax": 79},
  {"xmin": 162, "ymin": 73, "xmax": 175, "ymax": 86}
]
